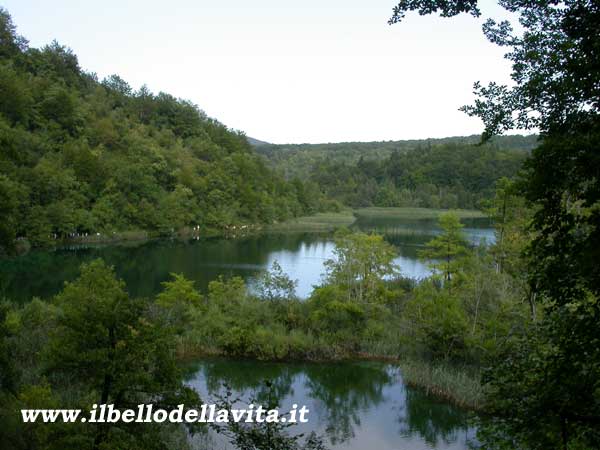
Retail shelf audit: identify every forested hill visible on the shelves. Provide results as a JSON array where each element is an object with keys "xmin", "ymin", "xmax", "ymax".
[
  {"xmin": 257, "ymin": 134, "xmax": 538, "ymax": 176},
  {"xmin": 0, "ymin": 9, "xmax": 326, "ymax": 255},
  {"xmin": 257, "ymin": 135, "xmax": 538, "ymax": 209}
]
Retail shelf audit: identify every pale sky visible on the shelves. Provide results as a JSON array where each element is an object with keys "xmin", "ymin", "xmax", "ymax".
[{"xmin": 4, "ymin": 0, "xmax": 517, "ymax": 144}]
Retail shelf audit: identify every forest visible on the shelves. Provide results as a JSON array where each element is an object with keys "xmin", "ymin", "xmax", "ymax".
[
  {"xmin": 0, "ymin": 1, "xmax": 539, "ymax": 256},
  {"xmin": 0, "ymin": 8, "xmax": 328, "ymax": 256},
  {"xmin": 257, "ymin": 136, "xmax": 537, "ymax": 209}
]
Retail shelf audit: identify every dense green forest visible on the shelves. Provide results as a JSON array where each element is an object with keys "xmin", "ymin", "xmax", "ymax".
[
  {"xmin": 255, "ymin": 134, "xmax": 538, "ymax": 167},
  {"xmin": 0, "ymin": 9, "xmax": 328, "ymax": 255},
  {"xmin": 257, "ymin": 136, "xmax": 537, "ymax": 209}
]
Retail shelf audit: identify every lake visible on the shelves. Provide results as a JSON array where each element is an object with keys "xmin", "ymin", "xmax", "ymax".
[
  {"xmin": 0, "ymin": 216, "xmax": 494, "ymax": 301},
  {"xmin": 1, "ymin": 214, "xmax": 491, "ymax": 449},
  {"xmin": 183, "ymin": 358, "xmax": 478, "ymax": 450}
]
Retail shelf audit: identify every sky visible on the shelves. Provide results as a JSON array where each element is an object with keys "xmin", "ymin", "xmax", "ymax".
[{"xmin": 4, "ymin": 0, "xmax": 519, "ymax": 144}]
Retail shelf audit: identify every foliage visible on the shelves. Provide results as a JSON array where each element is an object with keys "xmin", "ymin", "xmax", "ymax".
[
  {"xmin": 156, "ymin": 273, "xmax": 203, "ymax": 332},
  {"xmin": 0, "ymin": 210, "xmax": 537, "ymax": 447},
  {"xmin": 418, "ymin": 212, "xmax": 471, "ymax": 289},
  {"xmin": 0, "ymin": 7, "xmax": 325, "ymax": 255},
  {"xmin": 1, "ymin": 260, "xmax": 200, "ymax": 450},
  {"xmin": 484, "ymin": 177, "xmax": 537, "ymax": 318},
  {"xmin": 389, "ymin": 0, "xmax": 600, "ymax": 447},
  {"xmin": 256, "ymin": 261, "xmax": 298, "ymax": 302},
  {"xmin": 403, "ymin": 213, "xmax": 530, "ymax": 366},
  {"xmin": 210, "ymin": 381, "xmax": 327, "ymax": 450},
  {"xmin": 0, "ymin": 301, "xmax": 16, "ymax": 393},
  {"xmin": 259, "ymin": 138, "xmax": 533, "ymax": 209},
  {"xmin": 324, "ymin": 229, "xmax": 399, "ymax": 303},
  {"xmin": 403, "ymin": 281, "xmax": 469, "ymax": 361}
]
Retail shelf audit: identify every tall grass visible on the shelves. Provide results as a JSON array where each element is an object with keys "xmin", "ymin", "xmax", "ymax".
[
  {"xmin": 397, "ymin": 357, "xmax": 484, "ymax": 410},
  {"xmin": 354, "ymin": 207, "xmax": 487, "ymax": 220},
  {"xmin": 267, "ymin": 211, "xmax": 356, "ymax": 231}
]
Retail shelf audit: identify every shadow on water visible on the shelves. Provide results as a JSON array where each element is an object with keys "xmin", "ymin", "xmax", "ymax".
[{"xmin": 183, "ymin": 358, "xmax": 476, "ymax": 450}]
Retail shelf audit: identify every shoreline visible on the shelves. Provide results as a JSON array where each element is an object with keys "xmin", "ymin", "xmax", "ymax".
[
  {"xmin": 8, "ymin": 206, "xmax": 488, "ymax": 258},
  {"xmin": 7, "ymin": 207, "xmax": 487, "ymax": 412},
  {"xmin": 176, "ymin": 346, "xmax": 483, "ymax": 411}
]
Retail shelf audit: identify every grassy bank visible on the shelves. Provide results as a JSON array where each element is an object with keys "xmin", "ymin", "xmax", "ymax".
[
  {"xmin": 354, "ymin": 207, "xmax": 487, "ymax": 220},
  {"xmin": 13, "ymin": 225, "xmax": 258, "ymax": 256},
  {"xmin": 267, "ymin": 207, "xmax": 488, "ymax": 233},
  {"xmin": 397, "ymin": 357, "xmax": 483, "ymax": 410},
  {"xmin": 67, "ymin": 230, "xmax": 151, "ymax": 244},
  {"xmin": 12, "ymin": 207, "xmax": 489, "ymax": 256},
  {"xmin": 267, "ymin": 211, "xmax": 356, "ymax": 232}
]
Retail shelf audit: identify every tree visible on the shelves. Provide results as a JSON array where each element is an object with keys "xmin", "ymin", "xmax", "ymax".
[
  {"xmin": 486, "ymin": 178, "xmax": 537, "ymax": 319},
  {"xmin": 0, "ymin": 7, "xmax": 318, "ymax": 253},
  {"xmin": 156, "ymin": 273, "xmax": 203, "ymax": 333},
  {"xmin": 48, "ymin": 259, "xmax": 198, "ymax": 449},
  {"xmin": 418, "ymin": 212, "xmax": 470, "ymax": 291},
  {"xmin": 403, "ymin": 281, "xmax": 469, "ymax": 361},
  {"xmin": 0, "ymin": 64, "xmax": 33, "ymax": 125},
  {"xmin": 486, "ymin": 178, "xmax": 528, "ymax": 275},
  {"xmin": 0, "ymin": 302, "xmax": 16, "ymax": 393},
  {"xmin": 325, "ymin": 229, "xmax": 398, "ymax": 303},
  {"xmin": 390, "ymin": 1, "xmax": 600, "ymax": 447},
  {"xmin": 256, "ymin": 261, "xmax": 300, "ymax": 330},
  {"xmin": 257, "ymin": 261, "xmax": 298, "ymax": 303},
  {"xmin": 0, "ymin": 7, "xmax": 28, "ymax": 60},
  {"xmin": 0, "ymin": 175, "xmax": 25, "ymax": 254},
  {"xmin": 308, "ymin": 284, "xmax": 367, "ymax": 351},
  {"xmin": 211, "ymin": 381, "xmax": 327, "ymax": 450}
]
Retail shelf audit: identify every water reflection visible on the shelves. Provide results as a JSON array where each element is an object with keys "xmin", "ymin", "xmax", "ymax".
[
  {"xmin": 398, "ymin": 389, "xmax": 473, "ymax": 448},
  {"xmin": 183, "ymin": 359, "xmax": 476, "ymax": 450}
]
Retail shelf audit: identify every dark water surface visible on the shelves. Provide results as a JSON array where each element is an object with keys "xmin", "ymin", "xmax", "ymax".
[
  {"xmin": 183, "ymin": 358, "xmax": 477, "ymax": 450},
  {"xmin": 0, "ymin": 216, "xmax": 494, "ymax": 301}
]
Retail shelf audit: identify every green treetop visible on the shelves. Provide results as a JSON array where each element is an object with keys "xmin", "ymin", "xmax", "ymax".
[
  {"xmin": 325, "ymin": 229, "xmax": 399, "ymax": 303},
  {"xmin": 419, "ymin": 212, "xmax": 470, "ymax": 290}
]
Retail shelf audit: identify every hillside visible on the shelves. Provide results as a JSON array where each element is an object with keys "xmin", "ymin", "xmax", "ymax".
[
  {"xmin": 258, "ymin": 135, "xmax": 537, "ymax": 209},
  {"xmin": 0, "ymin": 9, "xmax": 325, "ymax": 254},
  {"xmin": 257, "ymin": 134, "xmax": 537, "ymax": 177}
]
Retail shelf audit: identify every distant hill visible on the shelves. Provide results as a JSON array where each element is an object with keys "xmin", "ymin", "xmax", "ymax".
[
  {"xmin": 258, "ymin": 134, "xmax": 538, "ymax": 157},
  {"xmin": 246, "ymin": 136, "xmax": 271, "ymax": 147},
  {"xmin": 257, "ymin": 134, "xmax": 538, "ymax": 177},
  {"xmin": 256, "ymin": 134, "xmax": 538, "ymax": 209}
]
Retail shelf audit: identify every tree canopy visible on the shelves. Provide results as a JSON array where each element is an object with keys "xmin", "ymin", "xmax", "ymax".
[
  {"xmin": 390, "ymin": 0, "xmax": 600, "ymax": 447},
  {"xmin": 0, "ymin": 7, "xmax": 328, "ymax": 255}
]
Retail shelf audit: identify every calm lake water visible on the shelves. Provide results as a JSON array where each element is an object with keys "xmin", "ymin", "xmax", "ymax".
[
  {"xmin": 0, "ymin": 216, "xmax": 494, "ymax": 301},
  {"xmin": 183, "ymin": 358, "xmax": 478, "ymax": 450},
  {"xmin": 1, "ymin": 215, "xmax": 491, "ymax": 449}
]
